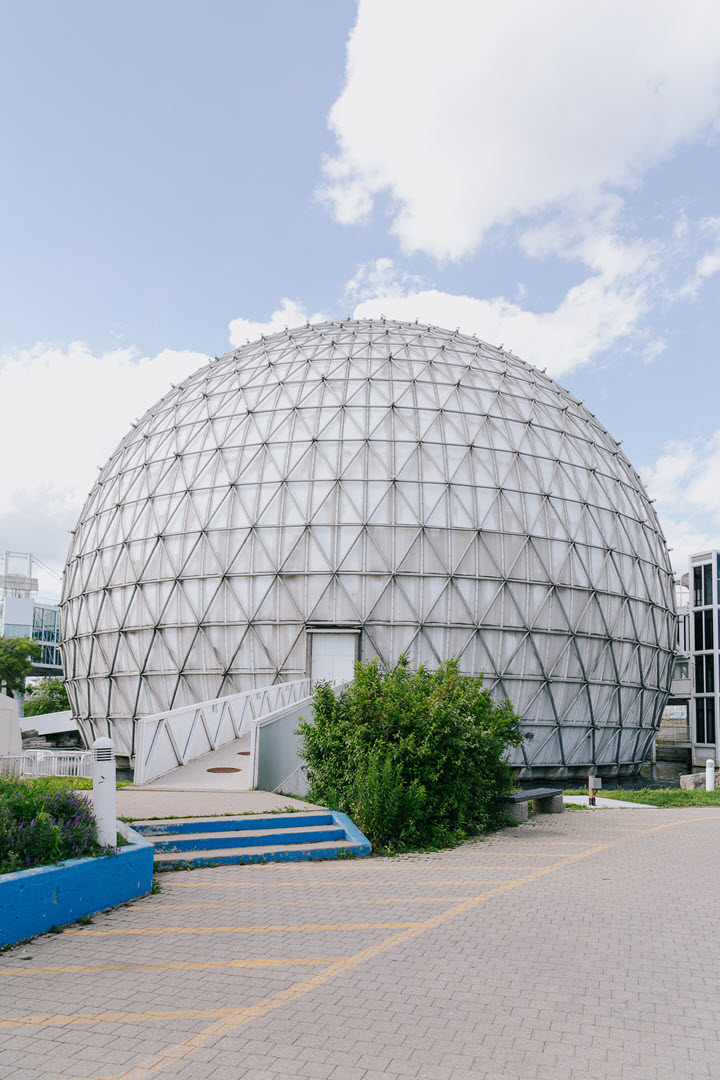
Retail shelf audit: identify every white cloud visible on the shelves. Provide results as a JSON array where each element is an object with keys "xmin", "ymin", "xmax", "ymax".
[
  {"xmin": 675, "ymin": 216, "xmax": 720, "ymax": 298},
  {"xmin": 320, "ymin": 0, "xmax": 720, "ymax": 260},
  {"xmin": 642, "ymin": 338, "xmax": 667, "ymax": 365},
  {"xmin": 343, "ymin": 257, "xmax": 426, "ymax": 303},
  {"xmin": 642, "ymin": 435, "xmax": 720, "ymax": 571},
  {"xmin": 0, "ymin": 342, "xmax": 207, "ymax": 588},
  {"xmin": 347, "ymin": 250, "xmax": 651, "ymax": 375},
  {"xmin": 228, "ymin": 298, "xmax": 326, "ymax": 347}
]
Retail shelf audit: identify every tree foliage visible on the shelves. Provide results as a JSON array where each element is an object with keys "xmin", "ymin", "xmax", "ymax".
[
  {"xmin": 0, "ymin": 636, "xmax": 42, "ymax": 696},
  {"xmin": 23, "ymin": 677, "xmax": 70, "ymax": 717},
  {"xmin": 297, "ymin": 656, "xmax": 523, "ymax": 853}
]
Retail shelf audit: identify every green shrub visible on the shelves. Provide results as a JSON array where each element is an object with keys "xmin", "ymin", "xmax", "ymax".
[
  {"xmin": 298, "ymin": 656, "xmax": 523, "ymax": 853},
  {"xmin": 23, "ymin": 677, "xmax": 70, "ymax": 717},
  {"xmin": 0, "ymin": 776, "xmax": 110, "ymax": 874}
]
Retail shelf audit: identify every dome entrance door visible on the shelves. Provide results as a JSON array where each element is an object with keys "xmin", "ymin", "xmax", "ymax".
[{"xmin": 309, "ymin": 630, "xmax": 359, "ymax": 685}]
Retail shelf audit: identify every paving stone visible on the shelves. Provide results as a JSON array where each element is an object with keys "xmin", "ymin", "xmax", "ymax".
[{"xmin": 1, "ymin": 809, "xmax": 720, "ymax": 1079}]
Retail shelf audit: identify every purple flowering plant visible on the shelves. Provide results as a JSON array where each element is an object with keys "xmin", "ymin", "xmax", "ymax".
[{"xmin": 0, "ymin": 777, "xmax": 114, "ymax": 875}]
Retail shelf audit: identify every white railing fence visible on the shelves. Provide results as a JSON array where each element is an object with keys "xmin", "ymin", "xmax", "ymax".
[
  {"xmin": 133, "ymin": 679, "xmax": 312, "ymax": 786},
  {"xmin": 0, "ymin": 750, "xmax": 93, "ymax": 778},
  {"xmin": 656, "ymin": 724, "xmax": 691, "ymax": 745}
]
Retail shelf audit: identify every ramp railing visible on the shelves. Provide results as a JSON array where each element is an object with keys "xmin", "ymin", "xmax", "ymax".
[
  {"xmin": 251, "ymin": 681, "xmax": 347, "ymax": 797},
  {"xmin": 133, "ymin": 679, "xmax": 312, "ymax": 786}
]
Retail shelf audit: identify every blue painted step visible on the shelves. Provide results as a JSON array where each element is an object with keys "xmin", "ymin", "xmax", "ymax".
[
  {"xmin": 132, "ymin": 811, "xmax": 371, "ymax": 868},
  {"xmin": 152, "ymin": 826, "xmax": 347, "ymax": 853},
  {"xmin": 135, "ymin": 813, "xmax": 335, "ymax": 836}
]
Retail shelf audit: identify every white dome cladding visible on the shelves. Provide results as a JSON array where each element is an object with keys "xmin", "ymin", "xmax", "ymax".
[{"xmin": 61, "ymin": 319, "xmax": 676, "ymax": 778}]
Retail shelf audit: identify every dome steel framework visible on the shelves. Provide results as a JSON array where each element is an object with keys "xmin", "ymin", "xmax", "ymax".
[{"xmin": 61, "ymin": 320, "xmax": 676, "ymax": 777}]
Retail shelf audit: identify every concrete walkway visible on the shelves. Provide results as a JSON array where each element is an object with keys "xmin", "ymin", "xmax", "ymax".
[
  {"xmin": 563, "ymin": 795, "xmax": 657, "ymax": 809},
  {"xmin": 2, "ymin": 808, "xmax": 720, "ymax": 1079},
  {"xmin": 141, "ymin": 735, "xmax": 253, "ymax": 791},
  {"xmin": 89, "ymin": 788, "xmax": 325, "ymax": 821}
]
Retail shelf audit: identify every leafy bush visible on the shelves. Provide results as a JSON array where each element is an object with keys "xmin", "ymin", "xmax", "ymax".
[
  {"xmin": 24, "ymin": 677, "xmax": 70, "ymax": 716},
  {"xmin": 298, "ymin": 656, "xmax": 523, "ymax": 852},
  {"xmin": 0, "ymin": 636, "xmax": 42, "ymax": 696},
  {"xmin": 0, "ymin": 776, "xmax": 110, "ymax": 875}
]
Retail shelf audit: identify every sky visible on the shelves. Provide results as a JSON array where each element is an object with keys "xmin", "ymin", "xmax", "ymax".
[{"xmin": 2, "ymin": 0, "xmax": 720, "ymax": 600}]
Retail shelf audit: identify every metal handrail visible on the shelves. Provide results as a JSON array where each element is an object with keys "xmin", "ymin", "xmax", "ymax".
[{"xmin": 133, "ymin": 678, "xmax": 312, "ymax": 786}]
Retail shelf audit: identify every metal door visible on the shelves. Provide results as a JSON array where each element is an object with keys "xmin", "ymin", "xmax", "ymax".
[{"xmin": 310, "ymin": 632, "xmax": 358, "ymax": 684}]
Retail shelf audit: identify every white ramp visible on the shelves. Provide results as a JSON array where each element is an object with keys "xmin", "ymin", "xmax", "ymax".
[{"xmin": 133, "ymin": 679, "xmax": 311, "ymax": 787}]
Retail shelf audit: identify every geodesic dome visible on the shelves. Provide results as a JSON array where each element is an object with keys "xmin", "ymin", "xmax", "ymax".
[{"xmin": 61, "ymin": 319, "xmax": 676, "ymax": 777}]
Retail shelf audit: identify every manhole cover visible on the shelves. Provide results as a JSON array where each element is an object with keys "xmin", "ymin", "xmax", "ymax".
[
  {"xmin": 237, "ymin": 751, "xmax": 250, "ymax": 756},
  {"xmin": 206, "ymin": 767, "xmax": 241, "ymax": 774}
]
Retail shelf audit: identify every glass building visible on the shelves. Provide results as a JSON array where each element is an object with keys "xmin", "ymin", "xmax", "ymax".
[
  {"xmin": 0, "ymin": 551, "xmax": 62, "ymax": 671},
  {"xmin": 61, "ymin": 320, "xmax": 676, "ymax": 777},
  {"xmin": 690, "ymin": 552, "xmax": 719, "ymax": 754}
]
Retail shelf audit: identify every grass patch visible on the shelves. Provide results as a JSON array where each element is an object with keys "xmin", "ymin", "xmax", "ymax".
[{"xmin": 564, "ymin": 787, "xmax": 720, "ymax": 807}]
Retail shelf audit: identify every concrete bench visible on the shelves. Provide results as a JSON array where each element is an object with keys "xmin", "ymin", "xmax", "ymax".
[{"xmin": 507, "ymin": 787, "xmax": 563, "ymax": 823}]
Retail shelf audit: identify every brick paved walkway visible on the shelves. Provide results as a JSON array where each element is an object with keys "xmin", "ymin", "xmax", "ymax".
[{"xmin": 2, "ymin": 807, "xmax": 720, "ymax": 1080}]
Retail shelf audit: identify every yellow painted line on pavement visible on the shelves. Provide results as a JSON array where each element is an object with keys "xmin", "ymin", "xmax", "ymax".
[
  {"xmin": 0, "ymin": 1007, "xmax": 266, "ymax": 1029},
  {"xmin": 134, "ymin": 897, "xmax": 478, "ymax": 910},
  {"xmin": 491, "ymin": 840, "xmax": 594, "ymax": 846},
  {"xmin": 53, "ymin": 813, "xmax": 720, "ymax": 1080},
  {"xmin": 161, "ymin": 873, "xmax": 536, "ymax": 888},
  {"xmin": 462, "ymin": 851, "xmax": 574, "ymax": 857},
  {"xmin": 64, "ymin": 921, "xmax": 423, "ymax": 937},
  {"xmin": 0, "ymin": 956, "xmax": 350, "ymax": 978}
]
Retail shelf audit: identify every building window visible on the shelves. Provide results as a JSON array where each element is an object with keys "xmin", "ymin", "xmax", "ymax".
[
  {"xmin": 681, "ymin": 614, "xmax": 689, "ymax": 652},
  {"xmin": 694, "ymin": 609, "xmax": 715, "ymax": 651},
  {"xmin": 696, "ymin": 655, "xmax": 705, "ymax": 693},
  {"xmin": 695, "ymin": 654, "xmax": 714, "ymax": 693},
  {"xmin": 693, "ymin": 563, "xmax": 714, "ymax": 608},
  {"xmin": 707, "ymin": 699, "xmax": 716, "ymax": 743},
  {"xmin": 696, "ymin": 698, "xmax": 717, "ymax": 744},
  {"xmin": 694, "ymin": 566, "xmax": 703, "ymax": 606}
]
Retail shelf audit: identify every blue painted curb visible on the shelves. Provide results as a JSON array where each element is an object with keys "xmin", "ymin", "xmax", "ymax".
[
  {"xmin": 330, "ymin": 811, "xmax": 372, "ymax": 856},
  {"xmin": 150, "ymin": 810, "xmax": 371, "ymax": 868},
  {"xmin": 154, "ymin": 826, "xmax": 346, "ymax": 853},
  {"xmin": 133, "ymin": 813, "xmax": 336, "ymax": 836},
  {"xmin": 0, "ymin": 823, "xmax": 154, "ymax": 947},
  {"xmin": 161, "ymin": 842, "xmax": 365, "ymax": 868}
]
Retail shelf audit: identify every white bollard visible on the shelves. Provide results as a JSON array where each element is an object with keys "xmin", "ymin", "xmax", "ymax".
[
  {"xmin": 92, "ymin": 738, "xmax": 117, "ymax": 847},
  {"xmin": 706, "ymin": 758, "xmax": 716, "ymax": 792}
]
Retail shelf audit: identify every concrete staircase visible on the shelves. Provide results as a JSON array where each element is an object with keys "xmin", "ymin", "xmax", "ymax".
[{"xmin": 132, "ymin": 810, "xmax": 371, "ymax": 868}]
